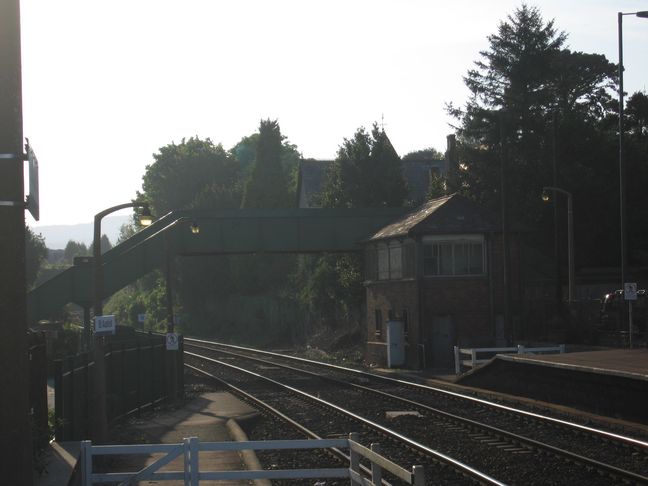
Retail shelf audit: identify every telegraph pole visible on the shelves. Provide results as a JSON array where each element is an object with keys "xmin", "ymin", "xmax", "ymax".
[{"xmin": 0, "ymin": 0, "xmax": 33, "ymax": 482}]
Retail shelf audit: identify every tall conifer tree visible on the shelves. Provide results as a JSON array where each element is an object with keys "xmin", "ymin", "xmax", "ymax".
[{"xmin": 242, "ymin": 119, "xmax": 290, "ymax": 208}]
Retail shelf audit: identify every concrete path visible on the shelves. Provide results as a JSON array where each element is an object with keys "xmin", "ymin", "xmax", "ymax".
[
  {"xmin": 107, "ymin": 391, "xmax": 259, "ymax": 485},
  {"xmin": 35, "ymin": 391, "xmax": 262, "ymax": 486}
]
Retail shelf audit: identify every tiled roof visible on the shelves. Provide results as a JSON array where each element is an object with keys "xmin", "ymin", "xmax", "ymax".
[{"xmin": 367, "ymin": 193, "xmax": 501, "ymax": 241}]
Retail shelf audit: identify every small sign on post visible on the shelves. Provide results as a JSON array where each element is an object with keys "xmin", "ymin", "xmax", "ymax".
[
  {"xmin": 137, "ymin": 313, "xmax": 146, "ymax": 324},
  {"xmin": 26, "ymin": 141, "xmax": 40, "ymax": 221},
  {"xmin": 166, "ymin": 332, "xmax": 179, "ymax": 351},
  {"xmin": 94, "ymin": 315, "xmax": 116, "ymax": 336},
  {"xmin": 624, "ymin": 282, "xmax": 638, "ymax": 300}
]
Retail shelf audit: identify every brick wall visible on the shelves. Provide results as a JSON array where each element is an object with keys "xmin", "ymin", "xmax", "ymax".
[
  {"xmin": 366, "ymin": 279, "xmax": 420, "ymax": 368},
  {"xmin": 365, "ymin": 232, "xmax": 523, "ymax": 369}
]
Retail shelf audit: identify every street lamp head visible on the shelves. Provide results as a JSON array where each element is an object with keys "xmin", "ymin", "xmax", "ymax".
[
  {"xmin": 636, "ymin": 11, "xmax": 648, "ymax": 18},
  {"xmin": 541, "ymin": 190, "xmax": 550, "ymax": 202},
  {"xmin": 139, "ymin": 206, "xmax": 153, "ymax": 227},
  {"xmin": 190, "ymin": 221, "xmax": 200, "ymax": 234}
]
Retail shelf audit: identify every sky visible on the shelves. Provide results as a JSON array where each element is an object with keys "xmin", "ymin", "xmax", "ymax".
[{"xmin": 20, "ymin": 0, "xmax": 648, "ymax": 228}]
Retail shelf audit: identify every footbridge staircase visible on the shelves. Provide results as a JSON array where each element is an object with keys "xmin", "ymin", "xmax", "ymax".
[{"xmin": 27, "ymin": 207, "xmax": 404, "ymax": 323}]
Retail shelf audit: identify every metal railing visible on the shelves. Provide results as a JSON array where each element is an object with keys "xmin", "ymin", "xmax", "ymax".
[
  {"xmin": 80, "ymin": 433, "xmax": 424, "ymax": 485},
  {"xmin": 454, "ymin": 344, "xmax": 565, "ymax": 374}
]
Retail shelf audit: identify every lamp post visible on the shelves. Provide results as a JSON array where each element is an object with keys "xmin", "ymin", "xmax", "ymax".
[
  {"xmin": 618, "ymin": 10, "xmax": 648, "ymax": 299},
  {"xmin": 542, "ymin": 187, "xmax": 575, "ymax": 303},
  {"xmin": 91, "ymin": 202, "xmax": 152, "ymax": 442},
  {"xmin": 93, "ymin": 202, "xmax": 152, "ymax": 317}
]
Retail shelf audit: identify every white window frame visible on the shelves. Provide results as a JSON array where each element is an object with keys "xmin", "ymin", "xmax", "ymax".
[{"xmin": 422, "ymin": 234, "xmax": 486, "ymax": 277}]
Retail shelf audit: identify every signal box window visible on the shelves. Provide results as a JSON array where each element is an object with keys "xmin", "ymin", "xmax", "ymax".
[{"xmin": 423, "ymin": 235, "xmax": 485, "ymax": 276}]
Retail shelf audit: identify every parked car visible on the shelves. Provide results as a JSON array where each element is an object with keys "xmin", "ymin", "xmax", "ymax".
[{"xmin": 600, "ymin": 289, "xmax": 646, "ymax": 332}]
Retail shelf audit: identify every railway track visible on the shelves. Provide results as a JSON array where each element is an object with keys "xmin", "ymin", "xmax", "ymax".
[{"xmin": 183, "ymin": 337, "xmax": 648, "ymax": 485}]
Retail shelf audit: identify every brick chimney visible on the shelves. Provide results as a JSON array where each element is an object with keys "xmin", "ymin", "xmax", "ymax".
[{"xmin": 445, "ymin": 134, "xmax": 458, "ymax": 192}]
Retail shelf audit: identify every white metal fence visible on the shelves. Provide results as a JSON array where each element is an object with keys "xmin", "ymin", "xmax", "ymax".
[
  {"xmin": 80, "ymin": 433, "xmax": 424, "ymax": 485},
  {"xmin": 454, "ymin": 344, "xmax": 566, "ymax": 374}
]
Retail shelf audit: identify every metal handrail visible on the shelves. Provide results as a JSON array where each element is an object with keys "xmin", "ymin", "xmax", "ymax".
[{"xmin": 80, "ymin": 435, "xmax": 424, "ymax": 486}]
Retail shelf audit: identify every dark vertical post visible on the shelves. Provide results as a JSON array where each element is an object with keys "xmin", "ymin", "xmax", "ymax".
[
  {"xmin": 54, "ymin": 360, "xmax": 63, "ymax": 440},
  {"xmin": 178, "ymin": 336, "xmax": 185, "ymax": 400},
  {"xmin": 499, "ymin": 111, "xmax": 513, "ymax": 341},
  {"xmin": 552, "ymin": 112, "xmax": 562, "ymax": 306},
  {"xmin": 83, "ymin": 352, "xmax": 90, "ymax": 438},
  {"xmin": 165, "ymin": 231, "xmax": 174, "ymax": 332},
  {"xmin": 83, "ymin": 304, "xmax": 91, "ymax": 351},
  {"xmin": 91, "ymin": 213, "xmax": 108, "ymax": 442},
  {"xmin": 0, "ymin": 0, "xmax": 32, "ymax": 480},
  {"xmin": 164, "ymin": 231, "xmax": 179, "ymax": 402},
  {"xmin": 68, "ymin": 356, "xmax": 76, "ymax": 439},
  {"xmin": 618, "ymin": 12, "xmax": 626, "ymax": 294},
  {"xmin": 136, "ymin": 340, "xmax": 142, "ymax": 417},
  {"xmin": 567, "ymin": 194, "xmax": 575, "ymax": 303},
  {"xmin": 120, "ymin": 342, "xmax": 126, "ymax": 417}
]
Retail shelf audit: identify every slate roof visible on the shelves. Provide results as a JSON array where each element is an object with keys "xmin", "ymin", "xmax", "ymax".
[
  {"xmin": 367, "ymin": 193, "xmax": 501, "ymax": 242},
  {"xmin": 297, "ymin": 158, "xmax": 447, "ymax": 208}
]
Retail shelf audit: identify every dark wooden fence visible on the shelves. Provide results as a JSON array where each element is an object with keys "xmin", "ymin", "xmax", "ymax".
[
  {"xmin": 54, "ymin": 334, "xmax": 183, "ymax": 441},
  {"xmin": 29, "ymin": 332, "xmax": 49, "ymax": 450}
]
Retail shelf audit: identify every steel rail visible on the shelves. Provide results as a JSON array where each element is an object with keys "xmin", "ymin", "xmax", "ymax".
[
  {"xmin": 185, "ymin": 350, "xmax": 506, "ymax": 486},
  {"xmin": 183, "ymin": 337, "xmax": 648, "ymax": 450},
  {"xmin": 182, "ymin": 363, "xmax": 392, "ymax": 485},
  {"xmin": 185, "ymin": 341, "xmax": 648, "ymax": 484}
]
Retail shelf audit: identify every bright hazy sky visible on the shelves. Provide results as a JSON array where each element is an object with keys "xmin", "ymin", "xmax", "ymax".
[{"xmin": 22, "ymin": 0, "xmax": 648, "ymax": 227}]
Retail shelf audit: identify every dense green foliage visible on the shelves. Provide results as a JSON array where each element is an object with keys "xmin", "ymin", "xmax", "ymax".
[
  {"xmin": 139, "ymin": 137, "xmax": 240, "ymax": 215},
  {"xmin": 403, "ymin": 147, "xmax": 444, "ymax": 160},
  {"xmin": 300, "ymin": 124, "xmax": 409, "ymax": 329},
  {"xmin": 322, "ymin": 124, "xmax": 407, "ymax": 208},
  {"xmin": 99, "ymin": 4, "xmax": 648, "ymax": 344},
  {"xmin": 108, "ymin": 125, "xmax": 301, "ymax": 338},
  {"xmin": 242, "ymin": 119, "xmax": 291, "ymax": 208},
  {"xmin": 447, "ymin": 4, "xmax": 642, "ymax": 269},
  {"xmin": 63, "ymin": 240, "xmax": 89, "ymax": 263},
  {"xmin": 25, "ymin": 227, "xmax": 47, "ymax": 288}
]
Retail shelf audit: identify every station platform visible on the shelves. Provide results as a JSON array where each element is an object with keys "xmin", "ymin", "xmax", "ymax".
[
  {"xmin": 456, "ymin": 348, "xmax": 648, "ymax": 424},
  {"xmin": 35, "ymin": 391, "xmax": 264, "ymax": 486}
]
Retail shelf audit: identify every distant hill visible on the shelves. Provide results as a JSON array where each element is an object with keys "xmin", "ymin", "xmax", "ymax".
[{"xmin": 32, "ymin": 215, "xmax": 130, "ymax": 250}]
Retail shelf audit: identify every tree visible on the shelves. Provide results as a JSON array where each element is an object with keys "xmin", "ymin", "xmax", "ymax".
[
  {"xmin": 626, "ymin": 91, "xmax": 648, "ymax": 139},
  {"xmin": 100, "ymin": 234, "xmax": 112, "ymax": 254},
  {"xmin": 241, "ymin": 119, "xmax": 292, "ymax": 208},
  {"xmin": 403, "ymin": 147, "xmax": 444, "ymax": 160},
  {"xmin": 297, "ymin": 124, "xmax": 408, "ymax": 331},
  {"xmin": 25, "ymin": 227, "xmax": 47, "ymax": 288},
  {"xmin": 140, "ymin": 137, "xmax": 239, "ymax": 215},
  {"xmin": 427, "ymin": 171, "xmax": 447, "ymax": 199},
  {"xmin": 63, "ymin": 240, "xmax": 89, "ymax": 264},
  {"xmin": 322, "ymin": 124, "xmax": 407, "ymax": 208},
  {"xmin": 449, "ymin": 4, "xmax": 619, "ymax": 266}
]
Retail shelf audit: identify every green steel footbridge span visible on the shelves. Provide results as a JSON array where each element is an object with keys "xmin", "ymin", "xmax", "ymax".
[{"xmin": 27, "ymin": 207, "xmax": 405, "ymax": 323}]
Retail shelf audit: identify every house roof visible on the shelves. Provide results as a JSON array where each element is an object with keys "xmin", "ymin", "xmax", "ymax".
[
  {"xmin": 367, "ymin": 193, "xmax": 501, "ymax": 242},
  {"xmin": 297, "ymin": 158, "xmax": 446, "ymax": 208},
  {"xmin": 296, "ymin": 159, "xmax": 332, "ymax": 208}
]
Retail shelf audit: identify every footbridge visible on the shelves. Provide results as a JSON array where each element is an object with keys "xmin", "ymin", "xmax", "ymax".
[{"xmin": 27, "ymin": 207, "xmax": 405, "ymax": 323}]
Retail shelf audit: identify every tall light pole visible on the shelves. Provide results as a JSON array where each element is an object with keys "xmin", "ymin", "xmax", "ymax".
[
  {"xmin": 618, "ymin": 11, "xmax": 648, "ymax": 297},
  {"xmin": 91, "ymin": 202, "xmax": 151, "ymax": 442},
  {"xmin": 93, "ymin": 202, "xmax": 152, "ymax": 317},
  {"xmin": 543, "ymin": 187, "xmax": 575, "ymax": 303}
]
